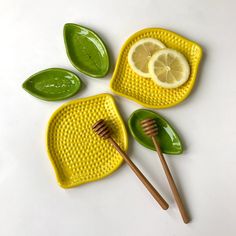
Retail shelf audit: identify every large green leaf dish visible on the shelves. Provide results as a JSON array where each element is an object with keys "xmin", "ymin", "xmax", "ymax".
[
  {"xmin": 22, "ymin": 68, "xmax": 82, "ymax": 101},
  {"xmin": 64, "ymin": 23, "xmax": 110, "ymax": 78},
  {"xmin": 128, "ymin": 109, "xmax": 183, "ymax": 155}
]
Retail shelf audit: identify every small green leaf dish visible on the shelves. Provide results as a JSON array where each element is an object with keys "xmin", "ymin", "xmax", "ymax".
[
  {"xmin": 64, "ymin": 23, "xmax": 110, "ymax": 78},
  {"xmin": 22, "ymin": 68, "xmax": 82, "ymax": 101},
  {"xmin": 128, "ymin": 109, "xmax": 183, "ymax": 155}
]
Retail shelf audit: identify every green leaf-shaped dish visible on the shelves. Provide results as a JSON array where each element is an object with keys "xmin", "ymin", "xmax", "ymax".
[
  {"xmin": 64, "ymin": 23, "xmax": 109, "ymax": 78},
  {"xmin": 128, "ymin": 109, "xmax": 183, "ymax": 155},
  {"xmin": 22, "ymin": 68, "xmax": 82, "ymax": 101}
]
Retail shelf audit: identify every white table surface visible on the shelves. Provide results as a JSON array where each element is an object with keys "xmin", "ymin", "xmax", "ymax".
[{"xmin": 1, "ymin": 0, "xmax": 236, "ymax": 235}]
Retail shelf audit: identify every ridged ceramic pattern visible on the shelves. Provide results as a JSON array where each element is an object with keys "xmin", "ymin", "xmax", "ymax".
[
  {"xmin": 110, "ymin": 28, "xmax": 202, "ymax": 108},
  {"xmin": 46, "ymin": 94, "xmax": 128, "ymax": 188}
]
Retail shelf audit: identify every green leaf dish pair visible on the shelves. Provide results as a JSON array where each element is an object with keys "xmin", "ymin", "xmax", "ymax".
[
  {"xmin": 23, "ymin": 23, "xmax": 110, "ymax": 101},
  {"xmin": 128, "ymin": 109, "xmax": 183, "ymax": 155},
  {"xmin": 22, "ymin": 68, "xmax": 82, "ymax": 101}
]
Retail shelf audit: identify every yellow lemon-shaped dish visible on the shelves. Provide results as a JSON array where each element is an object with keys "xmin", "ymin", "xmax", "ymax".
[
  {"xmin": 46, "ymin": 94, "xmax": 128, "ymax": 188},
  {"xmin": 110, "ymin": 28, "xmax": 203, "ymax": 108}
]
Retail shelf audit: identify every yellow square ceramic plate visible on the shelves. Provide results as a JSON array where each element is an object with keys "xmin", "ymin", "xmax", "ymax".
[
  {"xmin": 46, "ymin": 94, "xmax": 128, "ymax": 188},
  {"xmin": 110, "ymin": 28, "xmax": 203, "ymax": 108}
]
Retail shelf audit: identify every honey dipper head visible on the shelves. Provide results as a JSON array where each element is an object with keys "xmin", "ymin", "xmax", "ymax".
[
  {"xmin": 140, "ymin": 118, "xmax": 158, "ymax": 137},
  {"xmin": 92, "ymin": 119, "xmax": 111, "ymax": 139}
]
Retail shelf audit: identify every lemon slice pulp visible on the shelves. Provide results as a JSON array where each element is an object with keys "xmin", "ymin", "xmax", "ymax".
[
  {"xmin": 128, "ymin": 38, "xmax": 166, "ymax": 78},
  {"xmin": 148, "ymin": 49, "xmax": 190, "ymax": 88}
]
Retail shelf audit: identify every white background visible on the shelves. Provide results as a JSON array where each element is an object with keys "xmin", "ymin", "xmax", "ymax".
[{"xmin": 0, "ymin": 0, "xmax": 236, "ymax": 235}]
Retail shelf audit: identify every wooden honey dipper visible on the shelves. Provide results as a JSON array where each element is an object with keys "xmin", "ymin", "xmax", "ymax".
[
  {"xmin": 92, "ymin": 119, "xmax": 169, "ymax": 210},
  {"xmin": 141, "ymin": 118, "xmax": 190, "ymax": 223}
]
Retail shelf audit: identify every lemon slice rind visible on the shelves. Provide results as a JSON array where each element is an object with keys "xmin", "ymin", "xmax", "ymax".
[
  {"xmin": 128, "ymin": 38, "xmax": 166, "ymax": 78},
  {"xmin": 148, "ymin": 48, "xmax": 190, "ymax": 88}
]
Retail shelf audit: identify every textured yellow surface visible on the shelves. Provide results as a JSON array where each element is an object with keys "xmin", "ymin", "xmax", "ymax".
[
  {"xmin": 46, "ymin": 94, "xmax": 128, "ymax": 188},
  {"xmin": 110, "ymin": 28, "xmax": 203, "ymax": 108}
]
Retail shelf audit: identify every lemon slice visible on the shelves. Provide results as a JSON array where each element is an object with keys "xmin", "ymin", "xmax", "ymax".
[
  {"xmin": 128, "ymin": 38, "xmax": 166, "ymax": 77},
  {"xmin": 148, "ymin": 49, "xmax": 190, "ymax": 88}
]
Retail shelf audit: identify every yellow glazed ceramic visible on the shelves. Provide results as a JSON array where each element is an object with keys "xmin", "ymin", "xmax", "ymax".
[
  {"xmin": 110, "ymin": 28, "xmax": 203, "ymax": 108},
  {"xmin": 46, "ymin": 94, "xmax": 128, "ymax": 188}
]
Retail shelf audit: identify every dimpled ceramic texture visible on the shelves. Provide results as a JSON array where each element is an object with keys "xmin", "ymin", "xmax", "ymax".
[
  {"xmin": 110, "ymin": 28, "xmax": 203, "ymax": 108},
  {"xmin": 46, "ymin": 94, "xmax": 128, "ymax": 188}
]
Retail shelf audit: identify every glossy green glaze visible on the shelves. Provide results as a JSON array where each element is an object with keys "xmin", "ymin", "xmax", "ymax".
[
  {"xmin": 128, "ymin": 109, "xmax": 183, "ymax": 155},
  {"xmin": 64, "ymin": 23, "xmax": 109, "ymax": 78},
  {"xmin": 22, "ymin": 68, "xmax": 82, "ymax": 101}
]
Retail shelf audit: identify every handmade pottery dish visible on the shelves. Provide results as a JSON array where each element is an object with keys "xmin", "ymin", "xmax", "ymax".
[
  {"xmin": 64, "ymin": 23, "xmax": 110, "ymax": 78},
  {"xmin": 110, "ymin": 28, "xmax": 202, "ymax": 108},
  {"xmin": 22, "ymin": 68, "xmax": 82, "ymax": 101},
  {"xmin": 46, "ymin": 93, "xmax": 128, "ymax": 188},
  {"xmin": 128, "ymin": 109, "xmax": 183, "ymax": 155}
]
